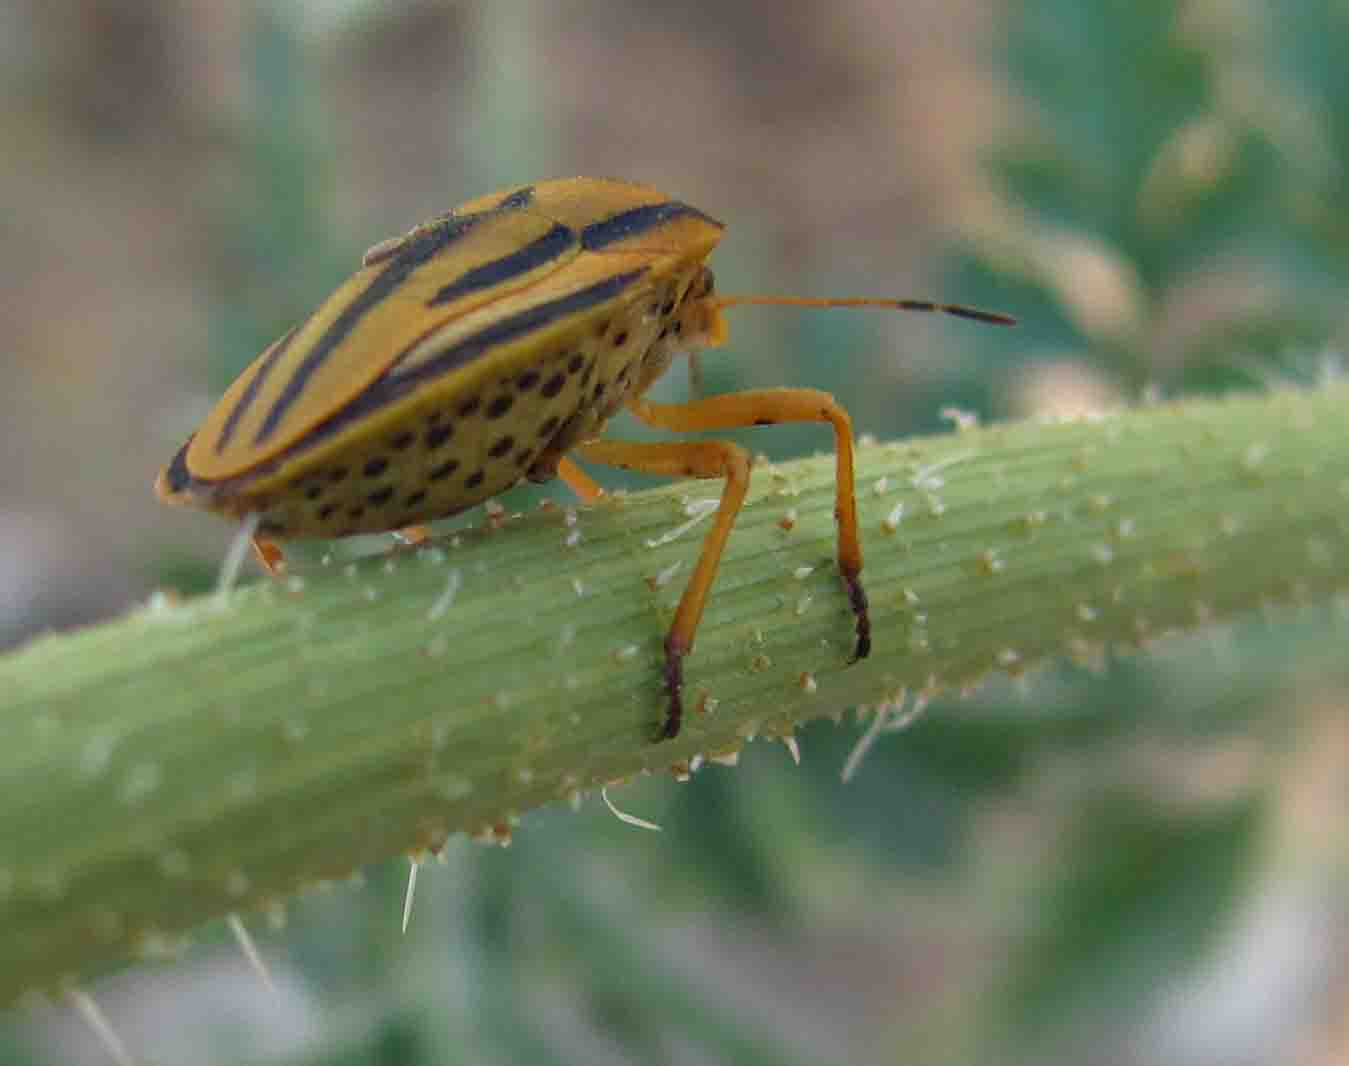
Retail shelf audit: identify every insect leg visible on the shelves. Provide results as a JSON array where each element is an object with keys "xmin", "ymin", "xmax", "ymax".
[
  {"xmin": 557, "ymin": 456, "xmax": 605, "ymax": 503},
  {"xmin": 628, "ymin": 389, "xmax": 870, "ymax": 662},
  {"xmin": 687, "ymin": 351, "xmax": 706, "ymax": 401},
  {"xmin": 393, "ymin": 525, "xmax": 432, "ymax": 548},
  {"xmin": 573, "ymin": 438, "xmax": 752, "ymax": 741},
  {"xmin": 250, "ymin": 534, "xmax": 286, "ymax": 577}
]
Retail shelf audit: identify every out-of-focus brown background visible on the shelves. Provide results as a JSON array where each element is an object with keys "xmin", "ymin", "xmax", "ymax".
[
  {"xmin": 2, "ymin": 0, "xmax": 1014, "ymax": 642},
  {"xmin": 4, "ymin": 2, "xmax": 1347, "ymax": 1065}
]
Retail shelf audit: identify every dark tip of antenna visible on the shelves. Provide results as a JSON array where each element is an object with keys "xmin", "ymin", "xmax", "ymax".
[
  {"xmin": 945, "ymin": 306, "xmax": 1018, "ymax": 326},
  {"xmin": 893, "ymin": 300, "xmax": 1015, "ymax": 326}
]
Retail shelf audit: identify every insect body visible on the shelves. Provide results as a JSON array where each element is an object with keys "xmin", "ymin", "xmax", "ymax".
[{"xmin": 157, "ymin": 177, "xmax": 1012, "ymax": 740}]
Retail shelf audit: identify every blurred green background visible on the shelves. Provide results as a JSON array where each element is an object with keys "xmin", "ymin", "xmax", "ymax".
[{"xmin": 3, "ymin": 1, "xmax": 1347, "ymax": 1064}]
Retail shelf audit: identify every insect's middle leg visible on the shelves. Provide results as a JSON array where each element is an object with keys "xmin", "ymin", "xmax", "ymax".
[
  {"xmin": 557, "ymin": 456, "xmax": 605, "ymax": 504},
  {"xmin": 573, "ymin": 438, "xmax": 752, "ymax": 741},
  {"xmin": 628, "ymin": 389, "xmax": 870, "ymax": 661}
]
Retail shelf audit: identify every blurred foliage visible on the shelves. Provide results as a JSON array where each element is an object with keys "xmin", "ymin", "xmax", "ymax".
[
  {"xmin": 204, "ymin": 10, "xmax": 346, "ymax": 394},
  {"xmin": 2, "ymin": 1, "xmax": 1346, "ymax": 1064},
  {"xmin": 955, "ymin": 0, "xmax": 1349, "ymax": 407},
  {"xmin": 994, "ymin": 791, "xmax": 1263, "ymax": 1053}
]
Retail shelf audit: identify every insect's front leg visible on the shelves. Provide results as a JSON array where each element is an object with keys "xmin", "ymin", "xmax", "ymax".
[
  {"xmin": 572, "ymin": 438, "xmax": 753, "ymax": 741},
  {"xmin": 628, "ymin": 389, "xmax": 870, "ymax": 661}
]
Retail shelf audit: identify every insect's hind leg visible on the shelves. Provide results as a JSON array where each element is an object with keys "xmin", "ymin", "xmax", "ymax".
[
  {"xmin": 250, "ymin": 534, "xmax": 286, "ymax": 577},
  {"xmin": 628, "ymin": 388, "xmax": 870, "ymax": 662},
  {"xmin": 392, "ymin": 524, "xmax": 432, "ymax": 548},
  {"xmin": 573, "ymin": 438, "xmax": 752, "ymax": 742}
]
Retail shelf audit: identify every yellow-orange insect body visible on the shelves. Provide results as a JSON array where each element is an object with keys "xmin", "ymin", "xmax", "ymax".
[{"xmin": 157, "ymin": 177, "xmax": 1012, "ymax": 740}]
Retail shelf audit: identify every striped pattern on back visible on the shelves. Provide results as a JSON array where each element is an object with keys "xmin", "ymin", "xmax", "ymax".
[{"xmin": 179, "ymin": 178, "xmax": 724, "ymax": 484}]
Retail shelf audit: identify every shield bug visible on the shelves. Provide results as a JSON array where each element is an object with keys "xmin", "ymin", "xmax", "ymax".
[{"xmin": 156, "ymin": 177, "xmax": 1013, "ymax": 740}]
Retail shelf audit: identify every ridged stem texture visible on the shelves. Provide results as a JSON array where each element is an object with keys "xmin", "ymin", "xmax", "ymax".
[{"xmin": 2, "ymin": 383, "xmax": 1348, "ymax": 1004}]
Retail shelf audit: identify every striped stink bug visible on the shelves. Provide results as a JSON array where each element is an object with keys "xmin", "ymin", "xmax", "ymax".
[{"xmin": 157, "ymin": 178, "xmax": 1013, "ymax": 740}]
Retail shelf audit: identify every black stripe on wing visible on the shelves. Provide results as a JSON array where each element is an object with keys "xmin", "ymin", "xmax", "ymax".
[
  {"xmin": 213, "ymin": 327, "xmax": 297, "ymax": 453},
  {"xmin": 253, "ymin": 213, "xmax": 484, "ymax": 446},
  {"xmin": 427, "ymin": 223, "xmax": 576, "ymax": 308},
  {"xmin": 581, "ymin": 202, "xmax": 722, "ymax": 251}
]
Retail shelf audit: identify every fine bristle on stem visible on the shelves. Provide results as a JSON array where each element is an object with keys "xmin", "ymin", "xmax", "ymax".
[{"xmin": 713, "ymin": 295, "xmax": 1016, "ymax": 326}]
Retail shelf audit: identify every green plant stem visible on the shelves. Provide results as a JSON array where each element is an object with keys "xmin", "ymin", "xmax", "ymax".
[{"xmin": 2, "ymin": 384, "xmax": 1348, "ymax": 1004}]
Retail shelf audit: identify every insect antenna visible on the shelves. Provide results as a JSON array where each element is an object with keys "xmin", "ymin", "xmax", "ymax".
[{"xmin": 712, "ymin": 294, "xmax": 1016, "ymax": 326}]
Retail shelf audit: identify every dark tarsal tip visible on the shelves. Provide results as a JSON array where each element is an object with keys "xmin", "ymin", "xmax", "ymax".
[
  {"xmin": 844, "ymin": 571, "xmax": 871, "ymax": 663},
  {"xmin": 658, "ymin": 637, "xmax": 687, "ymax": 741}
]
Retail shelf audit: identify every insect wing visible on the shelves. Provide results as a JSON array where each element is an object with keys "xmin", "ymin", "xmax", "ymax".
[
  {"xmin": 384, "ymin": 249, "xmax": 659, "ymax": 387},
  {"xmin": 185, "ymin": 207, "xmax": 579, "ymax": 481},
  {"xmin": 529, "ymin": 178, "xmax": 724, "ymax": 258}
]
